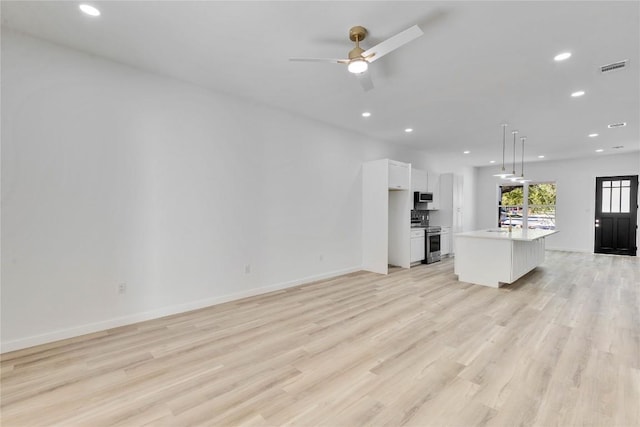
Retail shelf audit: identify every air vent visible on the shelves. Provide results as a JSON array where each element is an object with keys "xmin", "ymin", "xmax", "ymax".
[
  {"xmin": 608, "ymin": 122, "xmax": 627, "ymax": 128},
  {"xmin": 600, "ymin": 59, "xmax": 628, "ymax": 73},
  {"xmin": 612, "ymin": 145, "xmax": 624, "ymax": 150}
]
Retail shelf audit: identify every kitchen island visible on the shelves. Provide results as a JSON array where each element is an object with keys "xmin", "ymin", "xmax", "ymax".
[{"xmin": 454, "ymin": 228, "xmax": 558, "ymax": 288}]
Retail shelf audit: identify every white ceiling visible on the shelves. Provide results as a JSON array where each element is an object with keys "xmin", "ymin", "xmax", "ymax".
[{"xmin": 2, "ymin": 1, "xmax": 639, "ymax": 167}]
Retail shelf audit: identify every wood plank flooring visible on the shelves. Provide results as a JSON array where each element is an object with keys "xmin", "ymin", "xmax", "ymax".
[{"xmin": 1, "ymin": 251, "xmax": 639, "ymax": 426}]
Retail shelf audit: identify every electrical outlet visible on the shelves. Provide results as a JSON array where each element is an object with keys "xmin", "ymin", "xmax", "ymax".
[
  {"xmin": 244, "ymin": 264, "xmax": 251, "ymax": 274},
  {"xmin": 118, "ymin": 283, "xmax": 127, "ymax": 294}
]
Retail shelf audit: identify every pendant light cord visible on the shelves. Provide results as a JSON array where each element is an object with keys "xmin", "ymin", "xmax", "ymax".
[
  {"xmin": 521, "ymin": 137, "xmax": 526, "ymax": 178},
  {"xmin": 511, "ymin": 130, "xmax": 518, "ymax": 175},
  {"xmin": 501, "ymin": 124, "xmax": 507, "ymax": 171}
]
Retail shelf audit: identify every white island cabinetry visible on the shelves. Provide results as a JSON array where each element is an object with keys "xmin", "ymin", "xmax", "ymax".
[{"xmin": 454, "ymin": 229, "xmax": 558, "ymax": 287}]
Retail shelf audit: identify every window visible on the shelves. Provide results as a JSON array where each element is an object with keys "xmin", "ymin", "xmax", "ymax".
[
  {"xmin": 500, "ymin": 185, "xmax": 524, "ymax": 229},
  {"xmin": 499, "ymin": 182, "xmax": 556, "ymax": 230},
  {"xmin": 602, "ymin": 180, "xmax": 631, "ymax": 213},
  {"xmin": 528, "ymin": 183, "xmax": 556, "ymax": 230}
]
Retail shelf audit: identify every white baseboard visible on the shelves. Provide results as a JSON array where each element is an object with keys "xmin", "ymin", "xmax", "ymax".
[
  {"xmin": 546, "ymin": 247, "xmax": 591, "ymax": 253},
  {"xmin": 1, "ymin": 265, "xmax": 362, "ymax": 353}
]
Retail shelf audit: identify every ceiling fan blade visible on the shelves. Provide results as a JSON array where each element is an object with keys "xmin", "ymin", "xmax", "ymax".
[
  {"xmin": 362, "ymin": 25, "xmax": 423, "ymax": 63},
  {"xmin": 289, "ymin": 57, "xmax": 349, "ymax": 64},
  {"xmin": 355, "ymin": 70, "xmax": 374, "ymax": 92}
]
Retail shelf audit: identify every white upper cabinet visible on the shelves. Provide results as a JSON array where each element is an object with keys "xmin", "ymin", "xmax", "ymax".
[
  {"xmin": 411, "ymin": 168, "xmax": 428, "ymax": 194},
  {"xmin": 427, "ymin": 172, "xmax": 440, "ymax": 210},
  {"xmin": 411, "ymin": 169, "xmax": 439, "ymax": 210},
  {"xmin": 388, "ymin": 160, "xmax": 411, "ymax": 190}
]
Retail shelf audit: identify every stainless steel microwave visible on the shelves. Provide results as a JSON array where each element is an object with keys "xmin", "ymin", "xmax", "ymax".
[{"xmin": 414, "ymin": 192, "xmax": 433, "ymax": 203}]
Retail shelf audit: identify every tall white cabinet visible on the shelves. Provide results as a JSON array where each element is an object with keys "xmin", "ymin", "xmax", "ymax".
[
  {"xmin": 363, "ymin": 159, "xmax": 411, "ymax": 274},
  {"xmin": 431, "ymin": 173, "xmax": 464, "ymax": 255}
]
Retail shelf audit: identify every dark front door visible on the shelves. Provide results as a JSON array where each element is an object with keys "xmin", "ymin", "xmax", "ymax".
[{"xmin": 595, "ymin": 175, "xmax": 638, "ymax": 256}]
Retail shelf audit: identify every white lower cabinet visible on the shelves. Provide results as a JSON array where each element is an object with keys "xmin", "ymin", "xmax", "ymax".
[
  {"xmin": 441, "ymin": 227, "xmax": 451, "ymax": 257},
  {"xmin": 410, "ymin": 229, "xmax": 425, "ymax": 263}
]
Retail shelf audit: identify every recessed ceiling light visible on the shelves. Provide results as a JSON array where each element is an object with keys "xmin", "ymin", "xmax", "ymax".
[
  {"xmin": 361, "ymin": 112, "xmax": 371, "ymax": 118},
  {"xmin": 538, "ymin": 155, "xmax": 545, "ymax": 159},
  {"xmin": 463, "ymin": 151, "xmax": 470, "ymax": 154},
  {"xmin": 554, "ymin": 52, "xmax": 572, "ymax": 61},
  {"xmin": 588, "ymin": 133, "xmax": 599, "ymax": 137},
  {"xmin": 79, "ymin": 4, "xmax": 100, "ymax": 16},
  {"xmin": 489, "ymin": 160, "xmax": 496, "ymax": 164},
  {"xmin": 404, "ymin": 128, "xmax": 413, "ymax": 133},
  {"xmin": 595, "ymin": 149, "xmax": 604, "ymax": 153},
  {"xmin": 571, "ymin": 90, "xmax": 585, "ymax": 97}
]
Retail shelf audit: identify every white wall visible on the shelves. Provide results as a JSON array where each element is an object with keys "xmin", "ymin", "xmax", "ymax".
[
  {"xmin": 475, "ymin": 153, "xmax": 640, "ymax": 252},
  {"xmin": 1, "ymin": 30, "xmax": 437, "ymax": 351}
]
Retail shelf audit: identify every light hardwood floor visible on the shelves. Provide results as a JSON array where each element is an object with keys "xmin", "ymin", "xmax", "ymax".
[{"xmin": 1, "ymin": 251, "xmax": 639, "ymax": 426}]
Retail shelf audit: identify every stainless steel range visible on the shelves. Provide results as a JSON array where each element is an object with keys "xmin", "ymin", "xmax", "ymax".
[{"xmin": 422, "ymin": 226, "xmax": 441, "ymax": 264}]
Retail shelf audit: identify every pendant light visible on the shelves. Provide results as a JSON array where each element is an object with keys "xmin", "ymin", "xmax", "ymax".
[
  {"xmin": 508, "ymin": 130, "xmax": 520, "ymax": 181},
  {"xmin": 515, "ymin": 136, "xmax": 531, "ymax": 183},
  {"xmin": 493, "ymin": 124, "xmax": 513, "ymax": 178}
]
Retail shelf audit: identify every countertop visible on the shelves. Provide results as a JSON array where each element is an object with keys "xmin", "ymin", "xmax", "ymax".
[{"xmin": 455, "ymin": 228, "xmax": 558, "ymax": 242}]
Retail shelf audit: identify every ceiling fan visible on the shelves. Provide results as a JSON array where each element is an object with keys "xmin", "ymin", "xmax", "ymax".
[{"xmin": 290, "ymin": 25, "xmax": 424, "ymax": 91}]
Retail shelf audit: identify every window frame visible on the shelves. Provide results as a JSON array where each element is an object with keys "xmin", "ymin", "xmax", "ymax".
[{"xmin": 499, "ymin": 181, "xmax": 556, "ymax": 230}]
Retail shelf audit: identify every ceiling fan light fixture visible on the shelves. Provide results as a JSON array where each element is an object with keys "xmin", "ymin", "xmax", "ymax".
[
  {"xmin": 290, "ymin": 24, "xmax": 423, "ymax": 91},
  {"xmin": 348, "ymin": 59, "xmax": 368, "ymax": 74}
]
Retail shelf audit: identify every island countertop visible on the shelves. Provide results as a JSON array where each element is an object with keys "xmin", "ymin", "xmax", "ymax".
[{"xmin": 455, "ymin": 228, "xmax": 558, "ymax": 242}]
